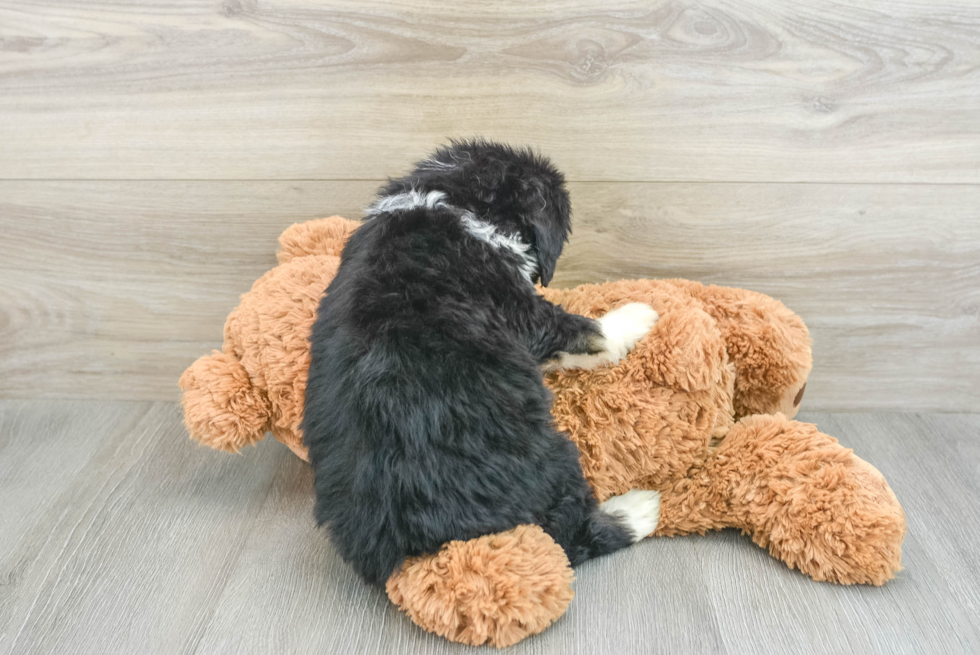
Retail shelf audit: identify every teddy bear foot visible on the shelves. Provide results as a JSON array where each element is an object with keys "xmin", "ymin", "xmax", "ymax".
[
  {"xmin": 655, "ymin": 414, "xmax": 906, "ymax": 585},
  {"xmin": 718, "ymin": 415, "xmax": 907, "ymax": 585},
  {"xmin": 386, "ymin": 525, "xmax": 574, "ymax": 648}
]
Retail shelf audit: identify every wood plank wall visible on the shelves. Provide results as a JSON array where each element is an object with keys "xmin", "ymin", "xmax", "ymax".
[{"xmin": 1, "ymin": 0, "xmax": 978, "ymax": 410}]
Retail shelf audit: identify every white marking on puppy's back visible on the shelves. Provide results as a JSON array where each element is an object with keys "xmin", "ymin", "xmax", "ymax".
[
  {"xmin": 365, "ymin": 188, "xmax": 538, "ymax": 283},
  {"xmin": 366, "ymin": 189, "xmax": 448, "ymax": 216},
  {"xmin": 458, "ymin": 212, "xmax": 537, "ymax": 283},
  {"xmin": 599, "ymin": 489, "xmax": 661, "ymax": 543}
]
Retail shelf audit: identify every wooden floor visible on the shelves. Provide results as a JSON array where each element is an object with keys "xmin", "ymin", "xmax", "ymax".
[{"xmin": 0, "ymin": 401, "xmax": 977, "ymax": 655}]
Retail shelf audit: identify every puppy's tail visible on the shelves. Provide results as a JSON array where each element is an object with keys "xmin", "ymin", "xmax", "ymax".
[{"xmin": 179, "ymin": 350, "xmax": 271, "ymax": 453}]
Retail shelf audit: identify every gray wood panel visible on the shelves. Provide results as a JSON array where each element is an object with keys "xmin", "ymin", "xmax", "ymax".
[
  {"xmin": 1, "ymin": 0, "xmax": 978, "ymax": 182},
  {"xmin": 1, "ymin": 402, "xmax": 978, "ymax": 654},
  {"xmin": 0, "ymin": 400, "xmax": 289, "ymax": 654},
  {"xmin": 1, "ymin": 181, "xmax": 977, "ymax": 411},
  {"xmin": 0, "ymin": 180, "xmax": 376, "ymax": 403}
]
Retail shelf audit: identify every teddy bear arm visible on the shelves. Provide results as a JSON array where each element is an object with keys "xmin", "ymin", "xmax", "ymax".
[
  {"xmin": 668, "ymin": 280, "xmax": 813, "ymax": 418},
  {"xmin": 542, "ymin": 280, "xmax": 727, "ymax": 393},
  {"xmin": 179, "ymin": 350, "xmax": 272, "ymax": 453}
]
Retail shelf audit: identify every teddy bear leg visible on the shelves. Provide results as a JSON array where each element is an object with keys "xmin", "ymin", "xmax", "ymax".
[
  {"xmin": 670, "ymin": 280, "xmax": 813, "ymax": 419},
  {"xmin": 704, "ymin": 414, "xmax": 906, "ymax": 585},
  {"xmin": 385, "ymin": 525, "xmax": 575, "ymax": 648},
  {"xmin": 276, "ymin": 216, "xmax": 361, "ymax": 264},
  {"xmin": 654, "ymin": 475, "xmax": 730, "ymax": 538}
]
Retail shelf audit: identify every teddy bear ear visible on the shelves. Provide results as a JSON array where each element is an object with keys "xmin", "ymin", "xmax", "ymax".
[{"xmin": 277, "ymin": 216, "xmax": 360, "ymax": 264}]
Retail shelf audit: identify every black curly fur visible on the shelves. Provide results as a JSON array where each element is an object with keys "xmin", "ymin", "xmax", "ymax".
[{"xmin": 302, "ymin": 139, "xmax": 634, "ymax": 586}]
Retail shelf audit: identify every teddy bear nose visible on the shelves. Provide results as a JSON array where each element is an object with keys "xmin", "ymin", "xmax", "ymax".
[{"xmin": 794, "ymin": 383, "xmax": 806, "ymax": 407}]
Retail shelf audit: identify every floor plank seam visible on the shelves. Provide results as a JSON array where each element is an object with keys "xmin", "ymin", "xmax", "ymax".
[{"xmin": 186, "ymin": 444, "xmax": 291, "ymax": 655}]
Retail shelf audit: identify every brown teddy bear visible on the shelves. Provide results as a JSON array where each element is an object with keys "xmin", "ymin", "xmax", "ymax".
[{"xmin": 180, "ymin": 217, "xmax": 906, "ymax": 648}]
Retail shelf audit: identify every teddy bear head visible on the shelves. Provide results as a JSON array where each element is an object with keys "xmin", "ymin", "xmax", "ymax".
[{"xmin": 179, "ymin": 217, "xmax": 360, "ymax": 458}]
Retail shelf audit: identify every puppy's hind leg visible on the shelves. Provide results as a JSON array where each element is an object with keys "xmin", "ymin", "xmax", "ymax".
[
  {"xmin": 598, "ymin": 489, "xmax": 662, "ymax": 543},
  {"xmin": 557, "ymin": 489, "xmax": 662, "ymax": 566}
]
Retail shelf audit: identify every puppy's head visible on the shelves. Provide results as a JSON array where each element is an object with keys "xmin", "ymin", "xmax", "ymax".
[{"xmin": 381, "ymin": 139, "xmax": 572, "ymax": 286}]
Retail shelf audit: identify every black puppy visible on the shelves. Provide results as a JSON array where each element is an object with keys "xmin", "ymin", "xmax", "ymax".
[{"xmin": 303, "ymin": 140, "xmax": 660, "ymax": 586}]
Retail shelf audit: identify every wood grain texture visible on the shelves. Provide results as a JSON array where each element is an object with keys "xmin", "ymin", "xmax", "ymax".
[
  {"xmin": 1, "ymin": 0, "xmax": 978, "ymax": 182},
  {"xmin": 1, "ymin": 402, "xmax": 978, "ymax": 654},
  {"xmin": 0, "ymin": 180, "xmax": 376, "ymax": 402},
  {"xmin": 0, "ymin": 400, "xmax": 289, "ymax": 655},
  {"xmin": 1, "ymin": 180, "xmax": 977, "ymax": 410}
]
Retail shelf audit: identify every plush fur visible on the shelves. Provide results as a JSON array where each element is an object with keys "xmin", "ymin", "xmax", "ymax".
[
  {"xmin": 179, "ymin": 216, "xmax": 358, "ymax": 460},
  {"xmin": 301, "ymin": 141, "xmax": 657, "ymax": 586},
  {"xmin": 180, "ymin": 216, "xmax": 905, "ymax": 648}
]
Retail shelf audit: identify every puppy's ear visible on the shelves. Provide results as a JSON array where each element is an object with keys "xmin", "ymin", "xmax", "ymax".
[
  {"xmin": 531, "ymin": 220, "xmax": 563, "ymax": 287},
  {"xmin": 528, "ymin": 180, "xmax": 571, "ymax": 287}
]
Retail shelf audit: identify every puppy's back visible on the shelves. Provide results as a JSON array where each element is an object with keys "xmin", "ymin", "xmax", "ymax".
[{"xmin": 303, "ymin": 207, "xmax": 559, "ymax": 585}]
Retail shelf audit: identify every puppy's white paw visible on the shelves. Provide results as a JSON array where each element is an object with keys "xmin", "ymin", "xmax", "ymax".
[
  {"xmin": 599, "ymin": 489, "xmax": 662, "ymax": 543},
  {"xmin": 545, "ymin": 302, "xmax": 658, "ymax": 372},
  {"xmin": 596, "ymin": 302, "xmax": 659, "ymax": 362}
]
